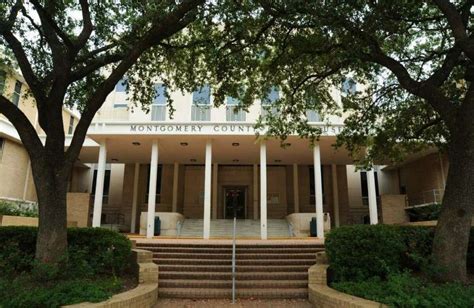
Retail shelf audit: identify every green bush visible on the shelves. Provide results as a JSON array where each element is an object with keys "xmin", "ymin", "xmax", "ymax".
[
  {"xmin": 325, "ymin": 224, "xmax": 406, "ymax": 281},
  {"xmin": 0, "ymin": 201, "xmax": 38, "ymax": 217},
  {"xmin": 326, "ymin": 225, "xmax": 474, "ymax": 282},
  {"xmin": 332, "ymin": 272, "xmax": 474, "ymax": 308},
  {"xmin": 0, "ymin": 226, "xmax": 132, "ymax": 277},
  {"xmin": 406, "ymin": 203, "xmax": 441, "ymax": 222}
]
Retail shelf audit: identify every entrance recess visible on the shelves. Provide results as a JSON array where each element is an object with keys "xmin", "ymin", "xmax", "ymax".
[{"xmin": 224, "ymin": 187, "xmax": 246, "ymax": 219}]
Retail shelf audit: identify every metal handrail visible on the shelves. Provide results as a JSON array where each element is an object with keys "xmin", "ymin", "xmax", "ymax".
[{"xmin": 232, "ymin": 216, "xmax": 237, "ymax": 304}]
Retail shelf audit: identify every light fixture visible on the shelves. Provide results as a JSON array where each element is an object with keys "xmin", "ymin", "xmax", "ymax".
[
  {"xmin": 232, "ymin": 143, "xmax": 240, "ymax": 147},
  {"xmin": 232, "ymin": 159, "xmax": 239, "ymax": 162},
  {"xmin": 132, "ymin": 141, "xmax": 141, "ymax": 146},
  {"xmin": 111, "ymin": 158, "xmax": 118, "ymax": 162},
  {"xmin": 190, "ymin": 158, "xmax": 197, "ymax": 162},
  {"xmin": 275, "ymin": 159, "xmax": 282, "ymax": 163},
  {"xmin": 180, "ymin": 142, "xmax": 188, "ymax": 146}
]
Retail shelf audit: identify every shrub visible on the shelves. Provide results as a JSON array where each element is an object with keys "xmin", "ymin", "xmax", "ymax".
[
  {"xmin": 406, "ymin": 203, "xmax": 441, "ymax": 222},
  {"xmin": 0, "ymin": 201, "xmax": 38, "ymax": 217},
  {"xmin": 325, "ymin": 224, "xmax": 406, "ymax": 281},
  {"xmin": 0, "ymin": 226, "xmax": 132, "ymax": 277}
]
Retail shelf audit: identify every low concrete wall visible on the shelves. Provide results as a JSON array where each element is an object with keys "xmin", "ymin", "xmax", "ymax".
[
  {"xmin": 66, "ymin": 249, "xmax": 158, "ymax": 308},
  {"xmin": 0, "ymin": 215, "xmax": 77, "ymax": 227},
  {"xmin": 286, "ymin": 213, "xmax": 331, "ymax": 237},
  {"xmin": 67, "ymin": 193, "xmax": 90, "ymax": 228},
  {"xmin": 308, "ymin": 252, "xmax": 386, "ymax": 308},
  {"xmin": 380, "ymin": 194, "xmax": 408, "ymax": 224},
  {"xmin": 140, "ymin": 212, "xmax": 185, "ymax": 236}
]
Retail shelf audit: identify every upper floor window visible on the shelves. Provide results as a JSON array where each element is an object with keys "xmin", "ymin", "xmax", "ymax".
[
  {"xmin": 262, "ymin": 87, "xmax": 279, "ymax": 105},
  {"xmin": 12, "ymin": 80, "xmax": 22, "ymax": 106},
  {"xmin": 192, "ymin": 85, "xmax": 211, "ymax": 121},
  {"xmin": 68, "ymin": 115, "xmax": 75, "ymax": 135},
  {"xmin": 226, "ymin": 96, "xmax": 246, "ymax": 122},
  {"xmin": 151, "ymin": 83, "xmax": 167, "ymax": 121},
  {"xmin": 0, "ymin": 71, "xmax": 5, "ymax": 95},
  {"xmin": 0, "ymin": 137, "xmax": 4, "ymax": 162},
  {"xmin": 306, "ymin": 110, "xmax": 321, "ymax": 122},
  {"xmin": 342, "ymin": 78, "xmax": 357, "ymax": 95},
  {"xmin": 115, "ymin": 78, "xmax": 127, "ymax": 92}
]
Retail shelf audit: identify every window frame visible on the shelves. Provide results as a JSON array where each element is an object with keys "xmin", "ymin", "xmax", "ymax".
[
  {"xmin": 68, "ymin": 115, "xmax": 75, "ymax": 135},
  {"xmin": 0, "ymin": 71, "xmax": 6, "ymax": 95},
  {"xmin": 12, "ymin": 80, "xmax": 22, "ymax": 106}
]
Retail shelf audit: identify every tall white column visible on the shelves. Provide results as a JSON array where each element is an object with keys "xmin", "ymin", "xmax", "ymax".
[
  {"xmin": 313, "ymin": 143, "xmax": 324, "ymax": 238},
  {"xmin": 203, "ymin": 140, "xmax": 212, "ymax": 239},
  {"xmin": 293, "ymin": 163, "xmax": 299, "ymax": 213},
  {"xmin": 130, "ymin": 163, "xmax": 140, "ymax": 233},
  {"xmin": 331, "ymin": 164, "xmax": 340, "ymax": 227},
  {"xmin": 253, "ymin": 164, "xmax": 259, "ymax": 219},
  {"xmin": 212, "ymin": 163, "xmax": 218, "ymax": 219},
  {"xmin": 147, "ymin": 140, "xmax": 159, "ymax": 238},
  {"xmin": 367, "ymin": 169, "xmax": 379, "ymax": 224},
  {"xmin": 172, "ymin": 162, "xmax": 179, "ymax": 213},
  {"xmin": 92, "ymin": 141, "xmax": 107, "ymax": 227},
  {"xmin": 260, "ymin": 141, "xmax": 267, "ymax": 240}
]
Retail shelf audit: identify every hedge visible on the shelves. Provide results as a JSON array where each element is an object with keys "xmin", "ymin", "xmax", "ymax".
[
  {"xmin": 326, "ymin": 224, "xmax": 474, "ymax": 282},
  {"xmin": 0, "ymin": 226, "xmax": 132, "ymax": 278}
]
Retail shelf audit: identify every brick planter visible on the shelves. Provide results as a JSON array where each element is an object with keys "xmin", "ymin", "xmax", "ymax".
[{"xmin": 65, "ymin": 249, "xmax": 158, "ymax": 308}]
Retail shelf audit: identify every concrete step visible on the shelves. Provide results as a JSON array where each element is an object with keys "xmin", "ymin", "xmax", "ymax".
[
  {"xmin": 159, "ymin": 287, "xmax": 308, "ymax": 299},
  {"xmin": 159, "ymin": 279, "xmax": 308, "ymax": 289},
  {"xmin": 152, "ymin": 252, "xmax": 318, "ymax": 260},
  {"xmin": 158, "ymin": 271, "xmax": 308, "ymax": 280},
  {"xmin": 158, "ymin": 264, "xmax": 310, "ymax": 273},
  {"xmin": 140, "ymin": 246, "xmax": 323, "ymax": 252},
  {"xmin": 154, "ymin": 258, "xmax": 316, "ymax": 266}
]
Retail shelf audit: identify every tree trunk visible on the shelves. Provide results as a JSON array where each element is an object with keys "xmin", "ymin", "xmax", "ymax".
[
  {"xmin": 432, "ymin": 129, "xmax": 474, "ymax": 282},
  {"xmin": 31, "ymin": 159, "xmax": 70, "ymax": 264}
]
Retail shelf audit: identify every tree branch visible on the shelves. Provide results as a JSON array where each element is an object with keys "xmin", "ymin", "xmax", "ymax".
[{"xmin": 74, "ymin": 0, "xmax": 93, "ymax": 50}]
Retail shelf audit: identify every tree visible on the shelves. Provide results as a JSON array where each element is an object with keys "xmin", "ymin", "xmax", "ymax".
[
  {"xmin": 190, "ymin": 0, "xmax": 472, "ymax": 282},
  {"xmin": 0, "ymin": 0, "xmax": 209, "ymax": 264}
]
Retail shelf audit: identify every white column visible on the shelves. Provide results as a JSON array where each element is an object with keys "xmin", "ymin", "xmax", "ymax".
[
  {"xmin": 367, "ymin": 169, "xmax": 379, "ymax": 224},
  {"xmin": 212, "ymin": 163, "xmax": 218, "ymax": 219},
  {"xmin": 331, "ymin": 164, "xmax": 340, "ymax": 227},
  {"xmin": 92, "ymin": 141, "xmax": 107, "ymax": 227},
  {"xmin": 130, "ymin": 163, "xmax": 140, "ymax": 233},
  {"xmin": 260, "ymin": 141, "xmax": 267, "ymax": 240},
  {"xmin": 253, "ymin": 164, "xmax": 259, "ymax": 219},
  {"xmin": 172, "ymin": 162, "xmax": 179, "ymax": 213},
  {"xmin": 203, "ymin": 140, "xmax": 212, "ymax": 239},
  {"xmin": 313, "ymin": 143, "xmax": 324, "ymax": 238},
  {"xmin": 147, "ymin": 140, "xmax": 159, "ymax": 238},
  {"xmin": 293, "ymin": 163, "xmax": 299, "ymax": 213}
]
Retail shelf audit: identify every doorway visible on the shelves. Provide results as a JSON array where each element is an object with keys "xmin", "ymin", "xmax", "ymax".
[{"xmin": 224, "ymin": 186, "xmax": 247, "ymax": 219}]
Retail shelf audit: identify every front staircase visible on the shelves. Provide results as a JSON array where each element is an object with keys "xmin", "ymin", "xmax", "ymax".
[{"xmin": 135, "ymin": 241, "xmax": 324, "ymax": 299}]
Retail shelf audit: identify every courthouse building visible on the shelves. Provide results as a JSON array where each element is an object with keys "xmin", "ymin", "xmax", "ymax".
[{"xmin": 0, "ymin": 68, "xmax": 449, "ymax": 238}]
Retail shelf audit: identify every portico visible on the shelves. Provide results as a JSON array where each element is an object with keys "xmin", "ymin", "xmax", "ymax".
[{"xmin": 76, "ymin": 122, "xmax": 379, "ymax": 239}]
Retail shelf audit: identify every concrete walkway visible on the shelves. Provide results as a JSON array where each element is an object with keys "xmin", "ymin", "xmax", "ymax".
[{"xmin": 155, "ymin": 298, "xmax": 313, "ymax": 307}]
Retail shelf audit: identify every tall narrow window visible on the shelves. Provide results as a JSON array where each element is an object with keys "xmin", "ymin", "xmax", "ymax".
[
  {"xmin": 360, "ymin": 171, "xmax": 379, "ymax": 205},
  {"xmin": 306, "ymin": 110, "xmax": 321, "ymax": 122},
  {"xmin": 12, "ymin": 81, "xmax": 22, "ymax": 106},
  {"xmin": 91, "ymin": 169, "xmax": 111, "ymax": 204},
  {"xmin": 68, "ymin": 115, "xmax": 75, "ymax": 135},
  {"xmin": 191, "ymin": 85, "xmax": 211, "ymax": 121},
  {"xmin": 0, "ymin": 138, "xmax": 4, "ymax": 162},
  {"xmin": 146, "ymin": 164, "xmax": 163, "ymax": 203},
  {"xmin": 0, "ymin": 71, "xmax": 6, "ymax": 95},
  {"xmin": 309, "ymin": 166, "xmax": 325, "ymax": 204},
  {"xmin": 342, "ymin": 78, "xmax": 357, "ymax": 95},
  {"xmin": 151, "ymin": 83, "xmax": 167, "ymax": 121},
  {"xmin": 261, "ymin": 87, "xmax": 279, "ymax": 117},
  {"xmin": 115, "ymin": 78, "xmax": 127, "ymax": 92},
  {"xmin": 226, "ymin": 96, "xmax": 246, "ymax": 121}
]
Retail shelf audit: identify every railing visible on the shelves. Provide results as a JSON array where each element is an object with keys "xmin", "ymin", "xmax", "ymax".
[
  {"xmin": 232, "ymin": 216, "xmax": 237, "ymax": 303},
  {"xmin": 176, "ymin": 220, "xmax": 183, "ymax": 237},
  {"xmin": 407, "ymin": 189, "xmax": 444, "ymax": 207}
]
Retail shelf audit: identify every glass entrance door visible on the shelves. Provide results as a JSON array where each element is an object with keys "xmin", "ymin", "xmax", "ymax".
[{"xmin": 224, "ymin": 187, "xmax": 246, "ymax": 219}]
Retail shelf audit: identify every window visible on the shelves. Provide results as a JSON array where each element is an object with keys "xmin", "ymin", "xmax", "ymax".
[
  {"xmin": 113, "ymin": 103, "xmax": 128, "ymax": 108},
  {"xmin": 360, "ymin": 171, "xmax": 380, "ymax": 205},
  {"xmin": 342, "ymin": 78, "xmax": 357, "ymax": 95},
  {"xmin": 306, "ymin": 110, "xmax": 321, "ymax": 122},
  {"xmin": 309, "ymin": 166, "xmax": 325, "ymax": 204},
  {"xmin": 12, "ymin": 81, "xmax": 22, "ymax": 106},
  {"xmin": 91, "ymin": 169, "xmax": 111, "ymax": 204},
  {"xmin": 191, "ymin": 85, "xmax": 211, "ymax": 121},
  {"xmin": 146, "ymin": 164, "xmax": 163, "ymax": 203},
  {"xmin": 0, "ymin": 138, "xmax": 4, "ymax": 162},
  {"xmin": 261, "ymin": 87, "xmax": 279, "ymax": 117},
  {"xmin": 151, "ymin": 83, "xmax": 167, "ymax": 121},
  {"xmin": 226, "ymin": 96, "xmax": 246, "ymax": 121},
  {"xmin": 115, "ymin": 78, "xmax": 127, "ymax": 92},
  {"xmin": 68, "ymin": 115, "xmax": 75, "ymax": 135},
  {"xmin": 0, "ymin": 71, "xmax": 5, "ymax": 95}
]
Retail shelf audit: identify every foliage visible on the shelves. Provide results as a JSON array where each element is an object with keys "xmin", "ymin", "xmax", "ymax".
[
  {"xmin": 325, "ymin": 225, "xmax": 406, "ymax": 281},
  {"xmin": 0, "ymin": 275, "xmax": 123, "ymax": 308},
  {"xmin": 0, "ymin": 200, "xmax": 38, "ymax": 217},
  {"xmin": 332, "ymin": 272, "xmax": 474, "ymax": 308},
  {"xmin": 0, "ymin": 226, "xmax": 132, "ymax": 277},
  {"xmin": 406, "ymin": 204, "xmax": 442, "ymax": 222}
]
